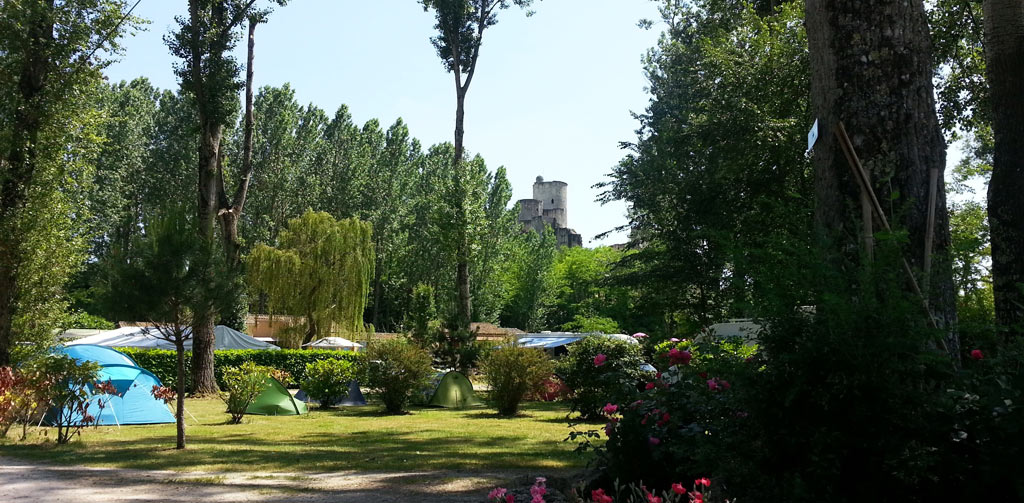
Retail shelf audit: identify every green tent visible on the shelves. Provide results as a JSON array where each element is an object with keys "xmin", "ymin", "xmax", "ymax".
[
  {"xmin": 427, "ymin": 371, "xmax": 481, "ymax": 408},
  {"xmin": 246, "ymin": 377, "xmax": 308, "ymax": 416}
]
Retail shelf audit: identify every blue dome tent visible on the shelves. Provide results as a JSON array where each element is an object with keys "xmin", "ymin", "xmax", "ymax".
[{"xmin": 46, "ymin": 345, "xmax": 174, "ymax": 426}]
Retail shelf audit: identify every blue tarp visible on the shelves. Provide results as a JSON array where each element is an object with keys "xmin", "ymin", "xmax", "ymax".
[
  {"xmin": 517, "ymin": 336, "xmax": 583, "ymax": 348},
  {"xmin": 47, "ymin": 345, "xmax": 174, "ymax": 426}
]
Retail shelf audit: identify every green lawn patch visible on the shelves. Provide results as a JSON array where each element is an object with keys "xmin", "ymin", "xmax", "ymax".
[{"xmin": 0, "ymin": 398, "xmax": 591, "ymax": 473}]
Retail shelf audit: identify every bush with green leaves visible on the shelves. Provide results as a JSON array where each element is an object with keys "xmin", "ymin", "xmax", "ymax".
[
  {"xmin": 301, "ymin": 358, "xmax": 355, "ymax": 408},
  {"xmin": 363, "ymin": 338, "xmax": 433, "ymax": 414},
  {"xmin": 556, "ymin": 336, "xmax": 652, "ymax": 420},
  {"xmin": 220, "ymin": 361, "xmax": 271, "ymax": 424},
  {"xmin": 480, "ymin": 343, "xmax": 555, "ymax": 416}
]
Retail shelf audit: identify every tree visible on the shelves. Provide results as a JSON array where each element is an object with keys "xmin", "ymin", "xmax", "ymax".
[
  {"xmin": 982, "ymin": 0, "xmax": 1024, "ymax": 334},
  {"xmin": 601, "ymin": 1, "xmax": 812, "ymax": 335},
  {"xmin": 806, "ymin": 0, "xmax": 959, "ymax": 356},
  {"xmin": 247, "ymin": 210, "xmax": 374, "ymax": 347},
  {"xmin": 500, "ymin": 227, "xmax": 557, "ymax": 331},
  {"xmin": 167, "ymin": 0, "xmax": 286, "ymax": 394},
  {"xmin": 104, "ymin": 208, "xmax": 209, "ymax": 450},
  {"xmin": 0, "ymin": 0, "xmax": 138, "ymax": 365},
  {"xmin": 420, "ymin": 0, "xmax": 538, "ymax": 331}
]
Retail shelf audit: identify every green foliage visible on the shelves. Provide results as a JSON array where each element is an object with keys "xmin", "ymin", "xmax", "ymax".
[
  {"xmin": 363, "ymin": 339, "xmax": 434, "ymax": 414},
  {"xmin": 0, "ymin": 0, "xmax": 141, "ymax": 366},
  {"xmin": 561, "ymin": 315, "xmax": 620, "ymax": 335},
  {"xmin": 221, "ymin": 361, "xmax": 272, "ymax": 424},
  {"xmin": 556, "ymin": 336, "xmax": 651, "ymax": 420},
  {"xmin": 575, "ymin": 337, "xmax": 754, "ymax": 492},
  {"xmin": 600, "ymin": 0, "xmax": 812, "ymax": 331},
  {"xmin": 480, "ymin": 343, "xmax": 554, "ymax": 416},
  {"xmin": 300, "ymin": 359, "xmax": 355, "ymax": 408},
  {"xmin": 62, "ymin": 311, "xmax": 115, "ymax": 330},
  {"xmin": 499, "ymin": 227, "xmax": 558, "ymax": 331},
  {"xmin": 247, "ymin": 210, "xmax": 374, "ymax": 347},
  {"xmin": 32, "ymin": 354, "xmax": 103, "ymax": 444},
  {"xmin": 117, "ymin": 348, "xmax": 362, "ymax": 390},
  {"xmin": 408, "ymin": 283, "xmax": 443, "ymax": 346}
]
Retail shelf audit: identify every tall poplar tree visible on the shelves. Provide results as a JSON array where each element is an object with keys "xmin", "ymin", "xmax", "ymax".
[
  {"xmin": 167, "ymin": 0, "xmax": 286, "ymax": 394},
  {"xmin": 420, "ymin": 0, "xmax": 537, "ymax": 331},
  {"xmin": 0, "ymin": 0, "xmax": 137, "ymax": 365}
]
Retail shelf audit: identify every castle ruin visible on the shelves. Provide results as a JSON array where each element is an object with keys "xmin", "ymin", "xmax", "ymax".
[{"xmin": 517, "ymin": 176, "xmax": 583, "ymax": 248}]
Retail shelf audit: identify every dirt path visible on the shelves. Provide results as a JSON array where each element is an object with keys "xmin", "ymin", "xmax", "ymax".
[{"xmin": 0, "ymin": 456, "xmax": 536, "ymax": 502}]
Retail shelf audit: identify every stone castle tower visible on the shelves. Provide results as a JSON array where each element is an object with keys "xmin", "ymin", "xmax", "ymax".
[{"xmin": 517, "ymin": 176, "xmax": 583, "ymax": 247}]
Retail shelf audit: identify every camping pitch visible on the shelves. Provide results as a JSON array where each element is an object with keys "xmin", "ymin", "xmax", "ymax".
[
  {"xmin": 246, "ymin": 377, "xmax": 308, "ymax": 416},
  {"xmin": 48, "ymin": 345, "xmax": 174, "ymax": 426},
  {"xmin": 426, "ymin": 371, "xmax": 481, "ymax": 408}
]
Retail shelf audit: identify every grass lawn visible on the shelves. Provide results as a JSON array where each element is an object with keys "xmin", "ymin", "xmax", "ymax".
[{"xmin": 0, "ymin": 398, "xmax": 596, "ymax": 474}]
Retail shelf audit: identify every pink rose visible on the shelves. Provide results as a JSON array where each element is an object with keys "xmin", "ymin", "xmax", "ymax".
[
  {"xmin": 970, "ymin": 349, "xmax": 984, "ymax": 360},
  {"xmin": 488, "ymin": 488, "xmax": 508, "ymax": 501},
  {"xmin": 591, "ymin": 488, "xmax": 614, "ymax": 503},
  {"xmin": 707, "ymin": 379, "xmax": 719, "ymax": 391},
  {"xmin": 671, "ymin": 483, "xmax": 687, "ymax": 495},
  {"xmin": 648, "ymin": 436, "xmax": 660, "ymax": 446},
  {"xmin": 594, "ymin": 354, "xmax": 608, "ymax": 367},
  {"xmin": 602, "ymin": 403, "xmax": 618, "ymax": 415}
]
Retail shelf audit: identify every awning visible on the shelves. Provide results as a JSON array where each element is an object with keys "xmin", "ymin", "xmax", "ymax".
[{"xmin": 516, "ymin": 336, "xmax": 583, "ymax": 348}]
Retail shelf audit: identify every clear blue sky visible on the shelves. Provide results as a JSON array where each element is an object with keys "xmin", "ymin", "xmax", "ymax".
[{"xmin": 104, "ymin": 0, "xmax": 664, "ymax": 246}]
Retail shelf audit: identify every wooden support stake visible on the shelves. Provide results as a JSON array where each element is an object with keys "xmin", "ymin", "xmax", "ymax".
[{"xmin": 833, "ymin": 122, "xmax": 939, "ymax": 332}]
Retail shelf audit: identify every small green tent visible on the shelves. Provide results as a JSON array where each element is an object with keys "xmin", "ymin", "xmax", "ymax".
[
  {"xmin": 246, "ymin": 377, "xmax": 308, "ymax": 416},
  {"xmin": 427, "ymin": 371, "xmax": 481, "ymax": 408}
]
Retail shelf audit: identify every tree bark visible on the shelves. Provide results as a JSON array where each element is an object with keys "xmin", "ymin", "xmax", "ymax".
[
  {"xmin": 983, "ymin": 0, "xmax": 1024, "ymax": 335},
  {"xmin": 806, "ymin": 0, "xmax": 959, "ymax": 355},
  {"xmin": 175, "ymin": 339, "xmax": 187, "ymax": 450},
  {"xmin": 188, "ymin": 0, "xmax": 222, "ymax": 396},
  {"xmin": 0, "ymin": 3, "xmax": 56, "ymax": 366},
  {"xmin": 218, "ymin": 18, "xmax": 258, "ymax": 269},
  {"xmin": 453, "ymin": 74, "xmax": 472, "ymax": 333}
]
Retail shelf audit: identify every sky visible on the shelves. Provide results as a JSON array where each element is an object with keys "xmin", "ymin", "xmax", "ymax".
[{"xmin": 103, "ymin": 0, "xmax": 665, "ymax": 246}]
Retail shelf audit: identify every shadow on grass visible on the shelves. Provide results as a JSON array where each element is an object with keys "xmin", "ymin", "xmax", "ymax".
[{"xmin": 1, "ymin": 425, "xmax": 584, "ymax": 474}]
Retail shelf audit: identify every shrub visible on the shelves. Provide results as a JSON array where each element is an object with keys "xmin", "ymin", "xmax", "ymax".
[
  {"xmin": 301, "ymin": 358, "xmax": 355, "ymax": 408},
  {"xmin": 556, "ymin": 336, "xmax": 651, "ymax": 419},
  {"xmin": 480, "ymin": 343, "xmax": 554, "ymax": 416},
  {"xmin": 363, "ymin": 338, "xmax": 433, "ymax": 414},
  {"xmin": 32, "ymin": 354, "xmax": 108, "ymax": 444},
  {"xmin": 0, "ymin": 365, "xmax": 50, "ymax": 441},
  {"xmin": 574, "ymin": 337, "xmax": 755, "ymax": 491},
  {"xmin": 117, "ymin": 348, "xmax": 362, "ymax": 390},
  {"xmin": 221, "ymin": 361, "xmax": 271, "ymax": 424}
]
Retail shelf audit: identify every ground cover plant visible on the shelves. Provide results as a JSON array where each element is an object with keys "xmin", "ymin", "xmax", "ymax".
[{"xmin": 0, "ymin": 397, "xmax": 585, "ymax": 473}]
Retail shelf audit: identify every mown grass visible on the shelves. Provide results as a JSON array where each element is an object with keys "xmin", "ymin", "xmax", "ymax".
[{"xmin": 0, "ymin": 398, "xmax": 593, "ymax": 473}]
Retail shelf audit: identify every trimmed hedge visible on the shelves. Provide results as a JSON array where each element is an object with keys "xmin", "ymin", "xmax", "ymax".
[{"xmin": 117, "ymin": 348, "xmax": 362, "ymax": 390}]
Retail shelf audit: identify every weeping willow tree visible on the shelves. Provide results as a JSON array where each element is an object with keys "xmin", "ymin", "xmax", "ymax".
[{"xmin": 247, "ymin": 210, "xmax": 374, "ymax": 347}]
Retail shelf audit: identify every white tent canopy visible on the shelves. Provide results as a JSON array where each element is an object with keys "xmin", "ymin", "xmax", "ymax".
[
  {"xmin": 67, "ymin": 325, "xmax": 280, "ymax": 351},
  {"xmin": 303, "ymin": 337, "xmax": 362, "ymax": 350}
]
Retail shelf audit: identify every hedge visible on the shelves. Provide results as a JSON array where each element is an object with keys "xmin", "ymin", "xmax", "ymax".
[{"xmin": 117, "ymin": 348, "xmax": 363, "ymax": 390}]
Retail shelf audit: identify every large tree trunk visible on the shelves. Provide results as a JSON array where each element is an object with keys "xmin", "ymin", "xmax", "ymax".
[
  {"xmin": 0, "ymin": 4, "xmax": 55, "ymax": 366},
  {"xmin": 453, "ymin": 90, "xmax": 472, "ymax": 331},
  {"xmin": 983, "ymin": 0, "xmax": 1024, "ymax": 335},
  {"xmin": 806, "ymin": 0, "xmax": 958, "ymax": 355}
]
